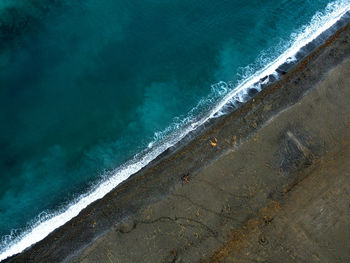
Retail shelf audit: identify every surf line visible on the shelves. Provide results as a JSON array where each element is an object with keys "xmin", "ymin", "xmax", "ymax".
[{"xmin": 1, "ymin": 1, "xmax": 350, "ymax": 261}]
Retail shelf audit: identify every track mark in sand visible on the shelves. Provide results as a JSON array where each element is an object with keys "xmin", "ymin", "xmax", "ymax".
[
  {"xmin": 287, "ymin": 131, "xmax": 311, "ymax": 157},
  {"xmin": 115, "ymin": 216, "xmax": 218, "ymax": 238}
]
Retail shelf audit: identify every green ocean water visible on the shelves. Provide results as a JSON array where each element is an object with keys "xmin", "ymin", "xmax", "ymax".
[{"xmin": 0, "ymin": 0, "xmax": 345, "ymax": 250}]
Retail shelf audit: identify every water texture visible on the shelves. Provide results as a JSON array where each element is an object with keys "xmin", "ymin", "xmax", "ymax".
[{"xmin": 0, "ymin": 0, "xmax": 348, "ymax": 259}]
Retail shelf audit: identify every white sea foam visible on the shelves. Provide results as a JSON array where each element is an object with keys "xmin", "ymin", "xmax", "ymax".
[
  {"xmin": 208, "ymin": 1, "xmax": 350, "ymax": 118},
  {"xmin": 1, "ymin": 1, "xmax": 350, "ymax": 261}
]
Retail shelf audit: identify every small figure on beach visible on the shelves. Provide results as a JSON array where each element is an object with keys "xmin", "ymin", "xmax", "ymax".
[
  {"xmin": 181, "ymin": 173, "xmax": 190, "ymax": 184},
  {"xmin": 209, "ymin": 137, "xmax": 218, "ymax": 146}
]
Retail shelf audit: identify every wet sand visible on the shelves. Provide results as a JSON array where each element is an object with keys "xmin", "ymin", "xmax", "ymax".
[{"xmin": 6, "ymin": 23, "xmax": 350, "ymax": 263}]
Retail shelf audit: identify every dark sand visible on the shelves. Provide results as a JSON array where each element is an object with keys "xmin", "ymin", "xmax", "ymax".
[{"xmin": 6, "ymin": 23, "xmax": 350, "ymax": 263}]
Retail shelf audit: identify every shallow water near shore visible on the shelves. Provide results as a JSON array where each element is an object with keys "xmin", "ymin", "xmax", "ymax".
[{"xmin": 0, "ymin": 0, "xmax": 349, "ymax": 260}]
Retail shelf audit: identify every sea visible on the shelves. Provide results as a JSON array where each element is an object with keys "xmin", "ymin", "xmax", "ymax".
[{"xmin": 0, "ymin": 0, "xmax": 349, "ymax": 260}]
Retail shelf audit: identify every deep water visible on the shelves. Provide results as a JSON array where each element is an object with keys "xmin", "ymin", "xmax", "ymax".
[{"xmin": 0, "ymin": 0, "xmax": 342, "ymax": 247}]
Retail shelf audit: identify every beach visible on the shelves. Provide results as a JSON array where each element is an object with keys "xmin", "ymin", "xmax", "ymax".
[{"xmin": 4, "ymin": 18, "xmax": 350, "ymax": 262}]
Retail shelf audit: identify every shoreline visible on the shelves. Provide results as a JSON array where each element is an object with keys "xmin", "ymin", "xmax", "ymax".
[{"xmin": 3, "ymin": 10, "xmax": 350, "ymax": 263}]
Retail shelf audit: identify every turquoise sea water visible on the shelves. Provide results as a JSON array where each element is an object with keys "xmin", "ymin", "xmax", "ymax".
[{"xmin": 0, "ymin": 0, "xmax": 348, "ymax": 258}]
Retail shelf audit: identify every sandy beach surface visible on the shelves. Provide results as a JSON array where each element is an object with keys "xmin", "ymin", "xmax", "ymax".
[{"xmin": 6, "ymin": 23, "xmax": 350, "ymax": 263}]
